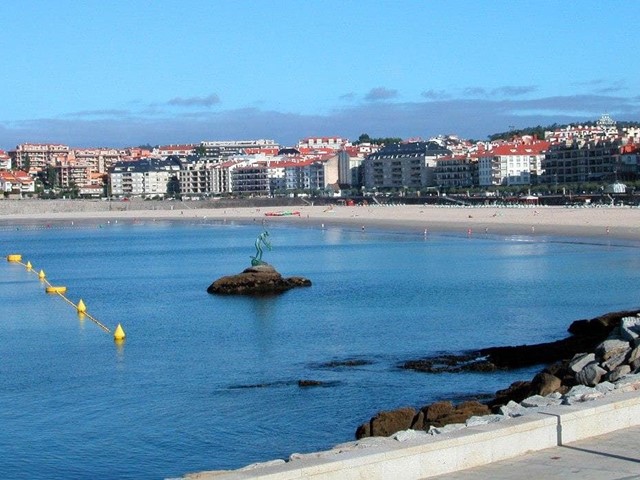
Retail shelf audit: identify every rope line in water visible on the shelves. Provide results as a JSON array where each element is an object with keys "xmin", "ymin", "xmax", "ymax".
[{"xmin": 8, "ymin": 256, "xmax": 113, "ymax": 334}]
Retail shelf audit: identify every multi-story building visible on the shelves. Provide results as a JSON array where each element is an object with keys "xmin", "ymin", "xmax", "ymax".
[
  {"xmin": 178, "ymin": 157, "xmax": 219, "ymax": 196},
  {"xmin": 478, "ymin": 141, "xmax": 549, "ymax": 186},
  {"xmin": 0, "ymin": 170, "xmax": 36, "ymax": 196},
  {"xmin": 13, "ymin": 143, "xmax": 70, "ymax": 175},
  {"xmin": 619, "ymin": 143, "xmax": 640, "ymax": 179},
  {"xmin": 211, "ymin": 161, "xmax": 237, "ymax": 194},
  {"xmin": 155, "ymin": 144, "xmax": 196, "ymax": 158},
  {"xmin": 0, "ymin": 150, "xmax": 11, "ymax": 170},
  {"xmin": 542, "ymin": 139, "xmax": 625, "ymax": 184},
  {"xmin": 109, "ymin": 158, "xmax": 180, "ymax": 197},
  {"xmin": 363, "ymin": 141, "xmax": 452, "ymax": 190},
  {"xmin": 434, "ymin": 156, "xmax": 477, "ymax": 188},
  {"xmin": 545, "ymin": 114, "xmax": 620, "ymax": 145},
  {"xmin": 199, "ymin": 139, "xmax": 279, "ymax": 158},
  {"xmin": 232, "ymin": 165, "xmax": 270, "ymax": 195},
  {"xmin": 297, "ymin": 136, "xmax": 348, "ymax": 151}
]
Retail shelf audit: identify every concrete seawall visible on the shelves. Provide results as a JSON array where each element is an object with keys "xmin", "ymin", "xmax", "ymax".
[{"xmin": 184, "ymin": 387, "xmax": 640, "ymax": 479}]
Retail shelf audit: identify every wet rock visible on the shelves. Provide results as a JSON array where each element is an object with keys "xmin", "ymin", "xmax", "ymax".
[
  {"xmin": 207, "ymin": 264, "xmax": 311, "ymax": 295},
  {"xmin": 488, "ymin": 380, "xmax": 532, "ymax": 409},
  {"xmin": 435, "ymin": 401, "xmax": 490, "ymax": 427},
  {"xmin": 423, "ymin": 401, "xmax": 454, "ymax": 423},
  {"xmin": 400, "ymin": 354, "xmax": 496, "ymax": 373},
  {"xmin": 297, "ymin": 380, "xmax": 325, "ymax": 388},
  {"xmin": 355, "ymin": 422, "xmax": 370, "ymax": 439},
  {"xmin": 318, "ymin": 359, "xmax": 373, "ymax": 368},
  {"xmin": 368, "ymin": 407, "xmax": 417, "ymax": 438},
  {"xmin": 410, "ymin": 411, "xmax": 425, "ymax": 430}
]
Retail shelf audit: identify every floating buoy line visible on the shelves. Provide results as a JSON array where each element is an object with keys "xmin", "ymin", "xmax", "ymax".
[{"xmin": 6, "ymin": 253, "xmax": 125, "ymax": 341}]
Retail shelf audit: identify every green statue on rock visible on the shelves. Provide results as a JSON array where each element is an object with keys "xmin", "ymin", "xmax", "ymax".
[
  {"xmin": 251, "ymin": 231, "xmax": 272, "ymax": 266},
  {"xmin": 207, "ymin": 229, "xmax": 311, "ymax": 295}
]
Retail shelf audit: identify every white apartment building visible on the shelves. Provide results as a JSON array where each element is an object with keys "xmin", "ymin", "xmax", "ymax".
[
  {"xmin": 110, "ymin": 159, "xmax": 180, "ymax": 197},
  {"xmin": 297, "ymin": 136, "xmax": 348, "ymax": 151},
  {"xmin": 478, "ymin": 141, "xmax": 549, "ymax": 186},
  {"xmin": 0, "ymin": 150, "xmax": 11, "ymax": 170}
]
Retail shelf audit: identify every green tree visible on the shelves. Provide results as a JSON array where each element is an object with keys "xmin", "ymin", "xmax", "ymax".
[
  {"xmin": 166, "ymin": 175, "xmax": 181, "ymax": 197},
  {"xmin": 22, "ymin": 153, "xmax": 30, "ymax": 172}
]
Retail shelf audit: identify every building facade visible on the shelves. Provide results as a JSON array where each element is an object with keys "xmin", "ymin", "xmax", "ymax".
[
  {"xmin": 478, "ymin": 141, "xmax": 549, "ymax": 186},
  {"xmin": 542, "ymin": 139, "xmax": 625, "ymax": 185},
  {"xmin": 363, "ymin": 141, "xmax": 452, "ymax": 189},
  {"xmin": 434, "ymin": 156, "xmax": 477, "ymax": 188},
  {"xmin": 109, "ymin": 158, "xmax": 180, "ymax": 197}
]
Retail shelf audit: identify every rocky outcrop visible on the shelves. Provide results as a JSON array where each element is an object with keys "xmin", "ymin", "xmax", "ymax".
[
  {"xmin": 356, "ymin": 401, "xmax": 490, "ymax": 440},
  {"xmin": 357, "ymin": 309, "xmax": 640, "ymax": 440},
  {"xmin": 207, "ymin": 264, "xmax": 311, "ymax": 295}
]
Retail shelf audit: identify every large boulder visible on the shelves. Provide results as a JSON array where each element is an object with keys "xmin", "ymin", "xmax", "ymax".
[
  {"xmin": 207, "ymin": 264, "xmax": 311, "ymax": 295},
  {"xmin": 359, "ymin": 407, "xmax": 417, "ymax": 439}
]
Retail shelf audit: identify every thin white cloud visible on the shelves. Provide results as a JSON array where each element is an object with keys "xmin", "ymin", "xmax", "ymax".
[
  {"xmin": 339, "ymin": 92, "xmax": 357, "ymax": 101},
  {"xmin": 167, "ymin": 94, "xmax": 221, "ymax": 107},
  {"xmin": 65, "ymin": 109, "xmax": 131, "ymax": 118},
  {"xmin": 364, "ymin": 87, "xmax": 398, "ymax": 102},
  {"xmin": 492, "ymin": 86, "xmax": 537, "ymax": 97},
  {"xmin": 421, "ymin": 89, "xmax": 451, "ymax": 100}
]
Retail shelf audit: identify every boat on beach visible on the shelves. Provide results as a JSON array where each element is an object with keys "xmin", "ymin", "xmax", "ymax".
[{"xmin": 264, "ymin": 211, "xmax": 301, "ymax": 217}]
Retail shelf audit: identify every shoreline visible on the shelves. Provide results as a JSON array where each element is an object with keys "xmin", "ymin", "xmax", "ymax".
[{"xmin": 2, "ymin": 200, "xmax": 640, "ymax": 242}]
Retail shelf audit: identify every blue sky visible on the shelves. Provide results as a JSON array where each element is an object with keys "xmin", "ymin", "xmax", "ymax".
[{"xmin": 1, "ymin": 0, "xmax": 639, "ymax": 148}]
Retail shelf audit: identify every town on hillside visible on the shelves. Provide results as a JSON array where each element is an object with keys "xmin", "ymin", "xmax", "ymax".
[{"xmin": 1, "ymin": 115, "xmax": 639, "ymax": 203}]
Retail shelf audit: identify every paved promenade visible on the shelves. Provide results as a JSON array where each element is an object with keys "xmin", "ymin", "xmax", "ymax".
[{"xmin": 430, "ymin": 425, "xmax": 640, "ymax": 479}]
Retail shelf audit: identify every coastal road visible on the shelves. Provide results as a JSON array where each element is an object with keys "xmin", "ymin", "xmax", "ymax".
[{"xmin": 428, "ymin": 424, "xmax": 640, "ymax": 479}]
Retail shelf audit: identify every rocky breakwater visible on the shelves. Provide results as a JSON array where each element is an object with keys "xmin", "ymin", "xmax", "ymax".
[
  {"xmin": 356, "ymin": 309, "xmax": 640, "ymax": 440},
  {"xmin": 207, "ymin": 264, "xmax": 311, "ymax": 295}
]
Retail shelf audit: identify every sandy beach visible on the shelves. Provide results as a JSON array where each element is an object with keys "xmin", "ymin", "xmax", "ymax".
[{"xmin": 2, "ymin": 199, "xmax": 640, "ymax": 241}]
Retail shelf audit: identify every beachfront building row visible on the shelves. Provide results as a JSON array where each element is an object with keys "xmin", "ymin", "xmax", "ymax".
[
  {"xmin": 109, "ymin": 158, "xmax": 182, "ymax": 197},
  {"xmin": 363, "ymin": 141, "xmax": 453, "ymax": 190},
  {"xmin": 541, "ymin": 138, "xmax": 637, "ymax": 184},
  {"xmin": 108, "ymin": 152, "xmax": 345, "ymax": 197},
  {"xmin": 362, "ymin": 137, "xmax": 640, "ymax": 191}
]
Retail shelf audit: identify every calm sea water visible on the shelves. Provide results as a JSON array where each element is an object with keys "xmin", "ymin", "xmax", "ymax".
[{"xmin": 1, "ymin": 219, "xmax": 639, "ymax": 479}]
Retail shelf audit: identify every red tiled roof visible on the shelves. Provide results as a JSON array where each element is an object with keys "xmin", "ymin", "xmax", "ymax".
[{"xmin": 491, "ymin": 141, "xmax": 550, "ymax": 156}]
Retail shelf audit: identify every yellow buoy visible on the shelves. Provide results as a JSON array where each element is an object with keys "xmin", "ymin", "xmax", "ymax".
[
  {"xmin": 113, "ymin": 323, "xmax": 126, "ymax": 341},
  {"xmin": 26, "ymin": 261, "xmax": 33, "ymax": 271},
  {"xmin": 45, "ymin": 286, "xmax": 67, "ymax": 294},
  {"xmin": 6, "ymin": 254, "xmax": 22, "ymax": 262},
  {"xmin": 77, "ymin": 299, "xmax": 87, "ymax": 313},
  {"xmin": 38, "ymin": 269, "xmax": 46, "ymax": 280}
]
